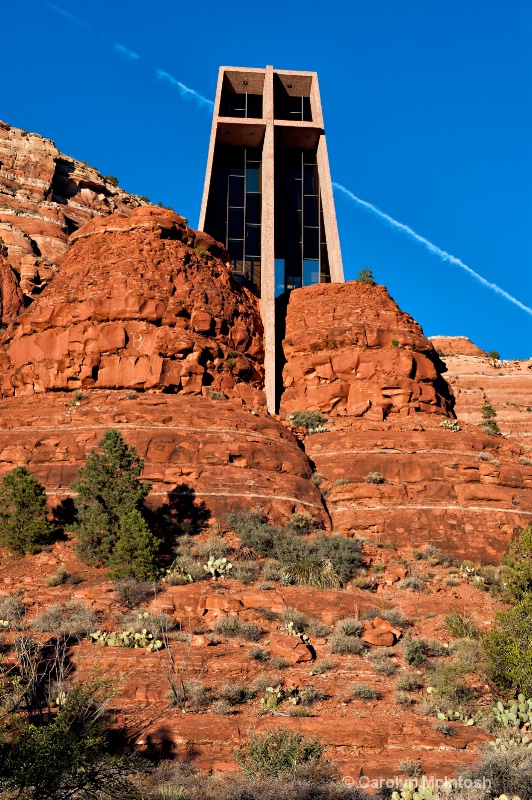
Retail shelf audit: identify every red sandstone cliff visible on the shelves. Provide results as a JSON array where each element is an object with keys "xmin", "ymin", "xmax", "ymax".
[
  {"xmin": 281, "ymin": 282, "xmax": 455, "ymax": 420},
  {"xmin": 0, "ymin": 121, "xmax": 145, "ymax": 316},
  {"xmin": 430, "ymin": 336, "xmax": 532, "ymax": 448}
]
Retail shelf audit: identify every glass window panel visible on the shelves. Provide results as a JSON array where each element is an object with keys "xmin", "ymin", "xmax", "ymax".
[
  {"xmin": 246, "ymin": 94, "xmax": 263, "ymax": 118},
  {"xmin": 228, "ymin": 240, "xmax": 243, "ymax": 260},
  {"xmin": 228, "ymin": 207, "xmax": 244, "ymax": 239},
  {"xmin": 228, "ymin": 175, "xmax": 245, "ymax": 206},
  {"xmin": 303, "ymin": 259, "xmax": 320, "ymax": 286},
  {"xmin": 246, "ymin": 224, "xmax": 260, "ymax": 257},
  {"xmin": 230, "ymin": 93, "xmax": 246, "ymax": 117},
  {"xmin": 303, "ymin": 165, "xmax": 318, "ymax": 195},
  {"xmin": 275, "ymin": 258, "xmax": 285, "ymax": 297},
  {"xmin": 247, "ymin": 146, "xmax": 262, "ymax": 161},
  {"xmin": 303, "ymin": 195, "xmax": 319, "ymax": 227},
  {"xmin": 246, "ymin": 193, "xmax": 261, "ymax": 224},
  {"xmin": 303, "ymin": 96, "xmax": 312, "ymax": 121},
  {"xmin": 246, "ymin": 166, "xmax": 260, "ymax": 193},
  {"xmin": 303, "ymin": 226, "xmax": 319, "ymax": 259}
]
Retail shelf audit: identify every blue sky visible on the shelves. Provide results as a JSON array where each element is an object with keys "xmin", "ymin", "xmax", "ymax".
[{"xmin": 2, "ymin": 1, "xmax": 531, "ymax": 357}]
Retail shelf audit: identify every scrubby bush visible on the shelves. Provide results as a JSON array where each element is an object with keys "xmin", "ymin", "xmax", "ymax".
[
  {"xmin": 483, "ymin": 597, "xmax": 532, "ymax": 695},
  {"xmin": 287, "ymin": 411, "xmax": 327, "ymax": 432},
  {"xmin": 402, "ymin": 636, "xmax": 445, "ymax": 666},
  {"xmin": 213, "ymin": 616, "xmax": 262, "ymax": 642},
  {"xmin": 329, "ymin": 635, "xmax": 366, "ymax": 655},
  {"xmin": 367, "ymin": 651, "xmax": 397, "ymax": 676},
  {"xmin": 114, "ymin": 579, "xmax": 155, "ymax": 609},
  {"xmin": 395, "ymin": 672, "xmax": 422, "ymax": 692},
  {"xmin": 365, "ymin": 471, "xmax": 385, "ymax": 484},
  {"xmin": 233, "ymin": 728, "xmax": 327, "ymax": 779},
  {"xmin": 72, "ymin": 430, "xmax": 159, "ymax": 579},
  {"xmin": 31, "ymin": 602, "xmax": 97, "ymax": 638},
  {"xmin": 285, "ymin": 512, "xmax": 318, "ymax": 534},
  {"xmin": 336, "ymin": 618, "xmax": 363, "ymax": 637},
  {"xmin": 488, "ymin": 350, "xmax": 501, "ymax": 360},
  {"xmin": 426, "ymin": 661, "xmax": 477, "ymax": 705},
  {"xmin": 350, "ymin": 682, "xmax": 379, "ymax": 700},
  {"xmin": 444, "ymin": 609, "xmax": 481, "ymax": 639},
  {"xmin": 0, "ymin": 466, "xmax": 55, "ymax": 554},
  {"xmin": 356, "ymin": 268, "xmax": 376, "ymax": 285},
  {"xmin": 461, "ymin": 744, "xmax": 532, "ymax": 800},
  {"xmin": 501, "ymin": 524, "xmax": 532, "ymax": 601},
  {"xmin": 0, "ymin": 594, "xmax": 25, "ymax": 629}
]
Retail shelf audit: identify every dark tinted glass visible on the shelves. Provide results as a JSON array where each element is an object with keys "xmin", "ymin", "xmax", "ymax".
[
  {"xmin": 303, "ymin": 226, "xmax": 319, "ymax": 259},
  {"xmin": 228, "ymin": 207, "xmax": 244, "ymax": 239},
  {"xmin": 247, "ymin": 94, "xmax": 263, "ymax": 118},
  {"xmin": 303, "ymin": 165, "xmax": 318, "ymax": 195},
  {"xmin": 303, "ymin": 259, "xmax": 319, "ymax": 286},
  {"xmin": 303, "ymin": 195, "xmax": 319, "ymax": 227},
  {"xmin": 246, "ymin": 193, "xmax": 261, "ymax": 224},
  {"xmin": 303, "ymin": 96, "xmax": 312, "ymax": 121},
  {"xmin": 229, "ymin": 175, "xmax": 245, "ymax": 206},
  {"xmin": 288, "ymin": 95, "xmax": 303, "ymax": 119},
  {"xmin": 246, "ymin": 224, "xmax": 260, "ymax": 256},
  {"xmin": 228, "ymin": 239, "xmax": 244, "ymax": 260},
  {"xmin": 246, "ymin": 166, "xmax": 260, "ymax": 193}
]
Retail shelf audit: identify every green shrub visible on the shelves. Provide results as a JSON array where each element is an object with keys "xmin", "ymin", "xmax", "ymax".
[
  {"xmin": 285, "ymin": 512, "xmax": 318, "ymax": 534},
  {"xmin": 482, "ymin": 404, "xmax": 497, "ymax": 420},
  {"xmin": 114, "ymin": 579, "xmax": 155, "ymax": 609},
  {"xmin": 356, "ymin": 267, "xmax": 376, "ymax": 285},
  {"xmin": 31, "ymin": 602, "xmax": 97, "ymax": 638},
  {"xmin": 45, "ymin": 569, "xmax": 69, "ymax": 588},
  {"xmin": 0, "ymin": 467, "xmax": 55, "ymax": 554},
  {"xmin": 444, "ymin": 609, "xmax": 481, "ymax": 639},
  {"xmin": 72, "ymin": 430, "xmax": 158, "ymax": 579},
  {"xmin": 402, "ymin": 636, "xmax": 445, "ymax": 666},
  {"xmin": 0, "ymin": 594, "xmax": 25, "ymax": 629},
  {"xmin": 336, "ymin": 618, "xmax": 363, "ymax": 637},
  {"xmin": 395, "ymin": 672, "xmax": 422, "ymax": 692},
  {"xmin": 287, "ymin": 411, "xmax": 327, "ymax": 431},
  {"xmin": 329, "ymin": 635, "xmax": 366, "ymax": 655},
  {"xmin": 365, "ymin": 471, "xmax": 385, "ymax": 484},
  {"xmin": 213, "ymin": 616, "xmax": 262, "ymax": 642},
  {"xmin": 481, "ymin": 418, "xmax": 501, "ymax": 435},
  {"xmin": 104, "ymin": 174, "xmax": 119, "ymax": 187},
  {"xmin": 249, "ymin": 645, "xmax": 269, "ymax": 661},
  {"xmin": 367, "ymin": 651, "xmax": 398, "ymax": 676},
  {"xmin": 501, "ymin": 525, "xmax": 532, "ymax": 601},
  {"xmin": 426, "ymin": 661, "xmax": 477, "ymax": 705},
  {"xmin": 233, "ymin": 728, "xmax": 325, "ymax": 779},
  {"xmin": 488, "ymin": 350, "xmax": 500, "ymax": 360},
  {"xmin": 391, "ymin": 338, "xmax": 399, "ymax": 348},
  {"xmin": 483, "ymin": 597, "xmax": 532, "ymax": 695},
  {"xmin": 350, "ymin": 682, "xmax": 379, "ymax": 700}
]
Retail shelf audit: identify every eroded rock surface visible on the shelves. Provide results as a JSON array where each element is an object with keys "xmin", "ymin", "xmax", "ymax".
[
  {"xmin": 0, "ymin": 392, "xmax": 326, "ymax": 525},
  {"xmin": 0, "ymin": 207, "xmax": 264, "ymax": 402},
  {"xmin": 433, "ymin": 338, "xmax": 532, "ymax": 448},
  {"xmin": 0, "ymin": 121, "xmax": 144, "ymax": 315},
  {"xmin": 281, "ymin": 282, "xmax": 455, "ymax": 420}
]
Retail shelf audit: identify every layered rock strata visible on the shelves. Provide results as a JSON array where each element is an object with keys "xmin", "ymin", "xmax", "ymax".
[
  {"xmin": 431, "ymin": 337, "xmax": 532, "ymax": 448},
  {"xmin": 0, "ymin": 207, "xmax": 264, "ymax": 402},
  {"xmin": 0, "ymin": 392, "xmax": 327, "ymax": 525},
  {"xmin": 0, "ymin": 121, "xmax": 144, "ymax": 313},
  {"xmin": 281, "ymin": 282, "xmax": 455, "ymax": 420}
]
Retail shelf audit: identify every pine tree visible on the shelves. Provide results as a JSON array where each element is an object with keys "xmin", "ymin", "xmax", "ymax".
[
  {"xmin": 0, "ymin": 467, "xmax": 54, "ymax": 554},
  {"xmin": 109, "ymin": 510, "xmax": 160, "ymax": 581},
  {"xmin": 72, "ymin": 430, "xmax": 157, "ymax": 577}
]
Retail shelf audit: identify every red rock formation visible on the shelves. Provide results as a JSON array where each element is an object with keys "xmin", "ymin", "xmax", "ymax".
[
  {"xmin": 281, "ymin": 282, "xmax": 455, "ymax": 420},
  {"xmin": 0, "ymin": 392, "xmax": 327, "ymax": 526},
  {"xmin": 0, "ymin": 207, "xmax": 264, "ymax": 402},
  {"xmin": 306, "ymin": 417, "xmax": 532, "ymax": 561},
  {"xmin": 430, "ymin": 335, "xmax": 487, "ymax": 357},
  {"xmin": 434, "ymin": 341, "xmax": 532, "ymax": 449},
  {"xmin": 0, "ymin": 120, "xmax": 144, "ymax": 315},
  {"xmin": 0, "ymin": 245, "xmax": 23, "ymax": 324}
]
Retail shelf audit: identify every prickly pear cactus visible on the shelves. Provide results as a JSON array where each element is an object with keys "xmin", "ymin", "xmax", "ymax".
[
  {"xmin": 88, "ymin": 629, "xmax": 164, "ymax": 652},
  {"xmin": 204, "ymin": 556, "xmax": 233, "ymax": 580}
]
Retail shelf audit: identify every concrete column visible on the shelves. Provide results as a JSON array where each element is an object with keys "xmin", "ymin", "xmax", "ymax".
[
  {"xmin": 260, "ymin": 66, "xmax": 276, "ymax": 414},
  {"xmin": 317, "ymin": 135, "xmax": 344, "ymax": 283}
]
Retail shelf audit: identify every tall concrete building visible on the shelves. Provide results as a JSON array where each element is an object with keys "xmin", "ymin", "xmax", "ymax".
[{"xmin": 199, "ymin": 65, "xmax": 344, "ymax": 412}]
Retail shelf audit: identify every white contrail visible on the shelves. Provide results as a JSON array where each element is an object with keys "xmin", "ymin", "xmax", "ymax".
[
  {"xmin": 333, "ymin": 182, "xmax": 532, "ymax": 317},
  {"xmin": 47, "ymin": 2, "xmax": 91, "ymax": 28},
  {"xmin": 114, "ymin": 43, "xmax": 140, "ymax": 60},
  {"xmin": 156, "ymin": 70, "xmax": 214, "ymax": 109}
]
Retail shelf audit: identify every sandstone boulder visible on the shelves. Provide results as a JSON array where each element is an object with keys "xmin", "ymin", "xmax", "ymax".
[
  {"xmin": 281, "ymin": 282, "xmax": 455, "ymax": 419},
  {"xmin": 0, "ymin": 207, "xmax": 264, "ymax": 403}
]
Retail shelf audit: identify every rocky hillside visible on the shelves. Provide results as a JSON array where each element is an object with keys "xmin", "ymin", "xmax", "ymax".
[
  {"xmin": 0, "ymin": 121, "xmax": 144, "ymax": 316},
  {"xmin": 432, "ymin": 335, "xmax": 532, "ymax": 447},
  {"xmin": 0, "ymin": 131, "xmax": 530, "ymax": 788}
]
